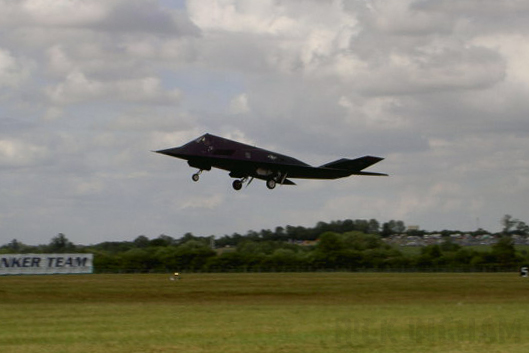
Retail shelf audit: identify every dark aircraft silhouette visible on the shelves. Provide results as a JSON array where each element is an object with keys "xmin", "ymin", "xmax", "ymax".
[{"xmin": 155, "ymin": 133, "xmax": 387, "ymax": 191}]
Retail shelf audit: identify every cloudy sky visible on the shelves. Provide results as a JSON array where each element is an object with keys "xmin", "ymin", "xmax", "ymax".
[{"xmin": 1, "ymin": 0, "xmax": 528, "ymax": 245}]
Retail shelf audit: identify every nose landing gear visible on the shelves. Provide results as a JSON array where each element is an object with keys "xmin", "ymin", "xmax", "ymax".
[{"xmin": 192, "ymin": 170, "xmax": 203, "ymax": 182}]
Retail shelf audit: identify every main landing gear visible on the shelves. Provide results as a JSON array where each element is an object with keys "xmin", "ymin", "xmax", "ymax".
[
  {"xmin": 232, "ymin": 179, "xmax": 243, "ymax": 191},
  {"xmin": 192, "ymin": 170, "xmax": 279, "ymax": 191},
  {"xmin": 232, "ymin": 177, "xmax": 276, "ymax": 190},
  {"xmin": 232, "ymin": 177, "xmax": 254, "ymax": 191}
]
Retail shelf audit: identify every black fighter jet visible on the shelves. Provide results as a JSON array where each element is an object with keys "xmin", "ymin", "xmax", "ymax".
[{"xmin": 156, "ymin": 133, "xmax": 387, "ymax": 191}]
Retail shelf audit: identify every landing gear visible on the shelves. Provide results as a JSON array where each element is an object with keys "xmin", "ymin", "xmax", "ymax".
[
  {"xmin": 232, "ymin": 180, "xmax": 243, "ymax": 191},
  {"xmin": 231, "ymin": 176, "xmax": 278, "ymax": 190},
  {"xmin": 266, "ymin": 179, "xmax": 277, "ymax": 190},
  {"xmin": 192, "ymin": 170, "xmax": 203, "ymax": 182},
  {"xmin": 232, "ymin": 177, "xmax": 254, "ymax": 191},
  {"xmin": 193, "ymin": 169, "xmax": 281, "ymax": 190}
]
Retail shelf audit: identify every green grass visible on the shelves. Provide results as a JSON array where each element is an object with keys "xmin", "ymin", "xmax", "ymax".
[{"xmin": 1, "ymin": 273, "xmax": 528, "ymax": 352}]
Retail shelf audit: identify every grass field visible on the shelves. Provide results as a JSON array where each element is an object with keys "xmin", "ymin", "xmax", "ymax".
[{"xmin": 1, "ymin": 273, "xmax": 528, "ymax": 353}]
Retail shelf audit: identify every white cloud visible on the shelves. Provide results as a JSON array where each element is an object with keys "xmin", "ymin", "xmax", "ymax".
[
  {"xmin": 371, "ymin": 0, "xmax": 454, "ymax": 35},
  {"xmin": 188, "ymin": 0, "xmax": 296, "ymax": 35},
  {"xmin": 43, "ymin": 106, "xmax": 64, "ymax": 121},
  {"xmin": 187, "ymin": 0, "xmax": 505, "ymax": 96},
  {"xmin": 339, "ymin": 95, "xmax": 411, "ymax": 129},
  {"xmin": 229, "ymin": 93, "xmax": 250, "ymax": 114},
  {"xmin": 45, "ymin": 71, "xmax": 180, "ymax": 105},
  {"xmin": 11, "ymin": 0, "xmax": 186, "ymax": 34},
  {"xmin": 0, "ymin": 48, "xmax": 31, "ymax": 89},
  {"xmin": 73, "ymin": 178, "xmax": 105, "ymax": 196},
  {"xmin": 0, "ymin": 138, "xmax": 49, "ymax": 168},
  {"xmin": 188, "ymin": 0, "xmax": 361, "ymax": 75},
  {"xmin": 179, "ymin": 194, "xmax": 224, "ymax": 210},
  {"xmin": 22, "ymin": 0, "xmax": 108, "ymax": 27},
  {"xmin": 107, "ymin": 109, "xmax": 197, "ymax": 133},
  {"xmin": 414, "ymin": 0, "xmax": 529, "ymax": 17},
  {"xmin": 0, "ymin": 0, "xmax": 98, "ymax": 29},
  {"xmin": 473, "ymin": 34, "xmax": 529, "ymax": 87}
]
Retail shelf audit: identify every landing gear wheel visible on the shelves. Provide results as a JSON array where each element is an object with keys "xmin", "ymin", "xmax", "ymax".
[
  {"xmin": 232, "ymin": 180, "xmax": 243, "ymax": 191},
  {"xmin": 192, "ymin": 173, "xmax": 200, "ymax": 182},
  {"xmin": 266, "ymin": 179, "xmax": 276, "ymax": 190}
]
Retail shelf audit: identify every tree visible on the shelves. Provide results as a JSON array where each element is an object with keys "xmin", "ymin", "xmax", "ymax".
[
  {"xmin": 501, "ymin": 215, "xmax": 529, "ymax": 236},
  {"xmin": 421, "ymin": 245, "xmax": 442, "ymax": 259},
  {"xmin": 354, "ymin": 220, "xmax": 370, "ymax": 234},
  {"xmin": 150, "ymin": 234, "xmax": 175, "ymax": 247},
  {"xmin": 267, "ymin": 249, "xmax": 300, "ymax": 269},
  {"xmin": 173, "ymin": 240, "xmax": 216, "ymax": 270},
  {"xmin": 274, "ymin": 226, "xmax": 286, "ymax": 239},
  {"xmin": 120, "ymin": 248, "xmax": 159, "ymax": 271},
  {"xmin": 342, "ymin": 232, "xmax": 386, "ymax": 251},
  {"xmin": 440, "ymin": 239, "xmax": 461, "ymax": 252},
  {"xmin": 492, "ymin": 236, "xmax": 517, "ymax": 266},
  {"xmin": 367, "ymin": 219, "xmax": 380, "ymax": 234},
  {"xmin": 381, "ymin": 220, "xmax": 406, "ymax": 237},
  {"xmin": 341, "ymin": 219, "xmax": 355, "ymax": 233},
  {"xmin": 133, "ymin": 235, "xmax": 150, "ymax": 248},
  {"xmin": 238, "ymin": 241, "xmax": 275, "ymax": 255},
  {"xmin": 502, "ymin": 215, "xmax": 516, "ymax": 234},
  {"xmin": 6, "ymin": 239, "xmax": 24, "ymax": 252},
  {"xmin": 48, "ymin": 233, "xmax": 75, "ymax": 253},
  {"xmin": 515, "ymin": 221, "xmax": 529, "ymax": 236},
  {"xmin": 316, "ymin": 232, "xmax": 344, "ymax": 253},
  {"xmin": 205, "ymin": 252, "xmax": 256, "ymax": 271}
]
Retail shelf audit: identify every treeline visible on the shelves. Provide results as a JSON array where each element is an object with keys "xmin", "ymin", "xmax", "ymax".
[
  {"xmin": 1, "ymin": 217, "xmax": 528, "ymax": 272},
  {"xmin": 92, "ymin": 233, "xmax": 526, "ymax": 272}
]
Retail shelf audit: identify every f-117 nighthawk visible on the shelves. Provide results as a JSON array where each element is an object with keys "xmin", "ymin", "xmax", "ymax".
[{"xmin": 155, "ymin": 133, "xmax": 387, "ymax": 191}]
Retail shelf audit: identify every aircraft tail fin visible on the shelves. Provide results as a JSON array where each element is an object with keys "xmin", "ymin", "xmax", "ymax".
[{"xmin": 321, "ymin": 156, "xmax": 387, "ymax": 176}]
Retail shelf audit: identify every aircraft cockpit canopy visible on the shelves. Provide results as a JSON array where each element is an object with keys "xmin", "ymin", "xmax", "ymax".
[{"xmin": 195, "ymin": 135, "xmax": 210, "ymax": 145}]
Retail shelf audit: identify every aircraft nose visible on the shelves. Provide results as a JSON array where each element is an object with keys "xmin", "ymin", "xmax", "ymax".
[{"xmin": 155, "ymin": 147, "xmax": 185, "ymax": 158}]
